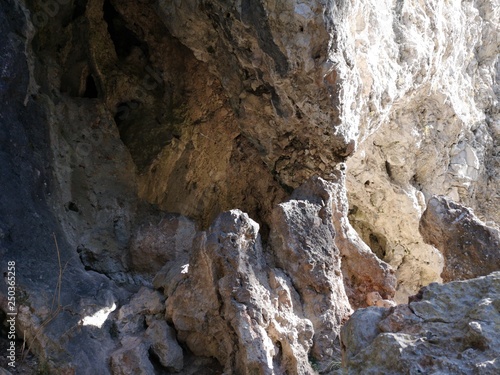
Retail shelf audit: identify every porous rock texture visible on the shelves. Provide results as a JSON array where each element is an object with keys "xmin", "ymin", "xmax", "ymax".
[
  {"xmin": 344, "ymin": 0, "xmax": 499, "ymax": 302},
  {"xmin": 165, "ymin": 209, "xmax": 319, "ymax": 375},
  {"xmin": 341, "ymin": 272, "xmax": 500, "ymax": 375},
  {"xmin": 0, "ymin": 0, "xmax": 498, "ymax": 374}
]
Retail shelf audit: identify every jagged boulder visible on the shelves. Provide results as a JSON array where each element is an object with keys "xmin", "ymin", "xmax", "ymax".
[
  {"xmin": 310, "ymin": 171, "xmax": 396, "ymax": 308},
  {"xmin": 270, "ymin": 177, "xmax": 352, "ymax": 363},
  {"xmin": 110, "ymin": 287, "xmax": 184, "ymax": 374},
  {"xmin": 165, "ymin": 210, "xmax": 316, "ymax": 374},
  {"xmin": 341, "ymin": 272, "xmax": 500, "ymax": 375},
  {"xmin": 165, "ymin": 175, "xmax": 395, "ymax": 373},
  {"xmin": 420, "ymin": 196, "xmax": 500, "ymax": 282}
]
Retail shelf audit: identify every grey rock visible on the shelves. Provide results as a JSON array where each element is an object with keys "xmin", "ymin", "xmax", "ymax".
[
  {"xmin": 341, "ymin": 272, "xmax": 500, "ymax": 375},
  {"xmin": 109, "ymin": 336, "xmax": 155, "ymax": 375},
  {"xmin": 270, "ymin": 175, "xmax": 353, "ymax": 363},
  {"xmin": 145, "ymin": 320, "xmax": 183, "ymax": 372},
  {"xmin": 166, "ymin": 209, "xmax": 316, "ymax": 374},
  {"xmin": 115, "ymin": 287, "xmax": 165, "ymax": 337}
]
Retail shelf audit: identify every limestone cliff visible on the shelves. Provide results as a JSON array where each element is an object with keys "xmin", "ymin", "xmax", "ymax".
[{"xmin": 0, "ymin": 0, "xmax": 498, "ymax": 374}]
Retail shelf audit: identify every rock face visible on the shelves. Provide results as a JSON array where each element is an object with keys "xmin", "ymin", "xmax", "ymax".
[
  {"xmin": 162, "ymin": 175, "xmax": 395, "ymax": 373},
  {"xmin": 165, "ymin": 209, "xmax": 318, "ymax": 374},
  {"xmin": 341, "ymin": 272, "xmax": 500, "ymax": 375},
  {"xmin": 0, "ymin": 0, "xmax": 498, "ymax": 374},
  {"xmin": 156, "ymin": 0, "xmax": 355, "ymax": 189},
  {"xmin": 344, "ymin": 0, "xmax": 499, "ymax": 301},
  {"xmin": 322, "ymin": 171, "xmax": 397, "ymax": 309},
  {"xmin": 128, "ymin": 213, "xmax": 197, "ymax": 276},
  {"xmin": 270, "ymin": 177, "xmax": 352, "ymax": 363},
  {"xmin": 420, "ymin": 196, "xmax": 500, "ymax": 282}
]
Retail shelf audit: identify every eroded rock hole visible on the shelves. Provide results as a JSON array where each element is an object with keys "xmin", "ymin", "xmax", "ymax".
[
  {"xmin": 385, "ymin": 161, "xmax": 393, "ymax": 178},
  {"xmin": 83, "ymin": 74, "xmax": 98, "ymax": 98},
  {"xmin": 368, "ymin": 233, "xmax": 387, "ymax": 259}
]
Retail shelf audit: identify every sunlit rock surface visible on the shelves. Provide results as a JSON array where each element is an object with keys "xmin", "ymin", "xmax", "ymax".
[{"xmin": 341, "ymin": 272, "xmax": 500, "ymax": 375}]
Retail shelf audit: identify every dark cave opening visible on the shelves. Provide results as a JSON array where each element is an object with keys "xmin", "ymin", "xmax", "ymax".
[
  {"xmin": 71, "ymin": 0, "xmax": 88, "ymax": 21},
  {"xmin": 83, "ymin": 74, "xmax": 99, "ymax": 98},
  {"xmin": 103, "ymin": 0, "xmax": 148, "ymax": 60}
]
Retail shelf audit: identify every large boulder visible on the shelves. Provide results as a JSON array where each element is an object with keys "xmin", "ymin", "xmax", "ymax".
[
  {"xmin": 341, "ymin": 272, "xmax": 500, "ymax": 375},
  {"xmin": 420, "ymin": 196, "xmax": 500, "ymax": 282}
]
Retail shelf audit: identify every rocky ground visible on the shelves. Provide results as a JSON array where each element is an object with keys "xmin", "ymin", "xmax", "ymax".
[{"xmin": 0, "ymin": 0, "xmax": 498, "ymax": 374}]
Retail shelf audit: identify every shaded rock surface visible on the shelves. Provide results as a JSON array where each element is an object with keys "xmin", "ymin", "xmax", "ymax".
[
  {"xmin": 420, "ymin": 195, "xmax": 500, "ymax": 282},
  {"xmin": 0, "ymin": 0, "xmax": 498, "ymax": 374},
  {"xmin": 128, "ymin": 213, "xmax": 197, "ymax": 276},
  {"xmin": 162, "ymin": 175, "xmax": 395, "ymax": 373},
  {"xmin": 342, "ymin": 272, "xmax": 500, "ymax": 375},
  {"xmin": 0, "ymin": 2, "xmax": 130, "ymax": 374}
]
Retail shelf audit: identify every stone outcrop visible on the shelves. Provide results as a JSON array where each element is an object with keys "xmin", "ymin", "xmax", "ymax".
[
  {"xmin": 341, "ymin": 272, "xmax": 500, "ymax": 375},
  {"xmin": 420, "ymin": 196, "xmax": 500, "ymax": 282},
  {"xmin": 156, "ymin": 0, "xmax": 355, "ymax": 189},
  {"xmin": 321, "ymin": 171, "xmax": 397, "ymax": 308},
  {"xmin": 0, "ymin": 0, "xmax": 498, "ymax": 374},
  {"xmin": 161, "ymin": 175, "xmax": 395, "ymax": 373},
  {"xmin": 270, "ymin": 177, "xmax": 352, "ymax": 363},
  {"xmin": 165, "ymin": 209, "xmax": 318, "ymax": 374},
  {"xmin": 109, "ymin": 287, "xmax": 184, "ymax": 374}
]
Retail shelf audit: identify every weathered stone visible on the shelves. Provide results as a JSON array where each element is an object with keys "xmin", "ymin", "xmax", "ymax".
[
  {"xmin": 315, "ymin": 171, "xmax": 397, "ymax": 308},
  {"xmin": 1, "ymin": 0, "xmax": 498, "ymax": 373},
  {"xmin": 345, "ymin": 0, "xmax": 499, "ymax": 301},
  {"xmin": 145, "ymin": 320, "xmax": 183, "ymax": 372},
  {"xmin": 109, "ymin": 336, "xmax": 155, "ymax": 375},
  {"xmin": 156, "ymin": 0, "xmax": 355, "ymax": 191},
  {"xmin": 270, "ymin": 176, "xmax": 353, "ymax": 363},
  {"xmin": 366, "ymin": 292, "xmax": 396, "ymax": 308},
  {"xmin": 166, "ymin": 210, "xmax": 316, "ymax": 374},
  {"xmin": 420, "ymin": 196, "xmax": 500, "ymax": 282},
  {"xmin": 128, "ymin": 214, "xmax": 197, "ymax": 275},
  {"xmin": 341, "ymin": 272, "xmax": 500, "ymax": 375},
  {"xmin": 114, "ymin": 287, "xmax": 165, "ymax": 337}
]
